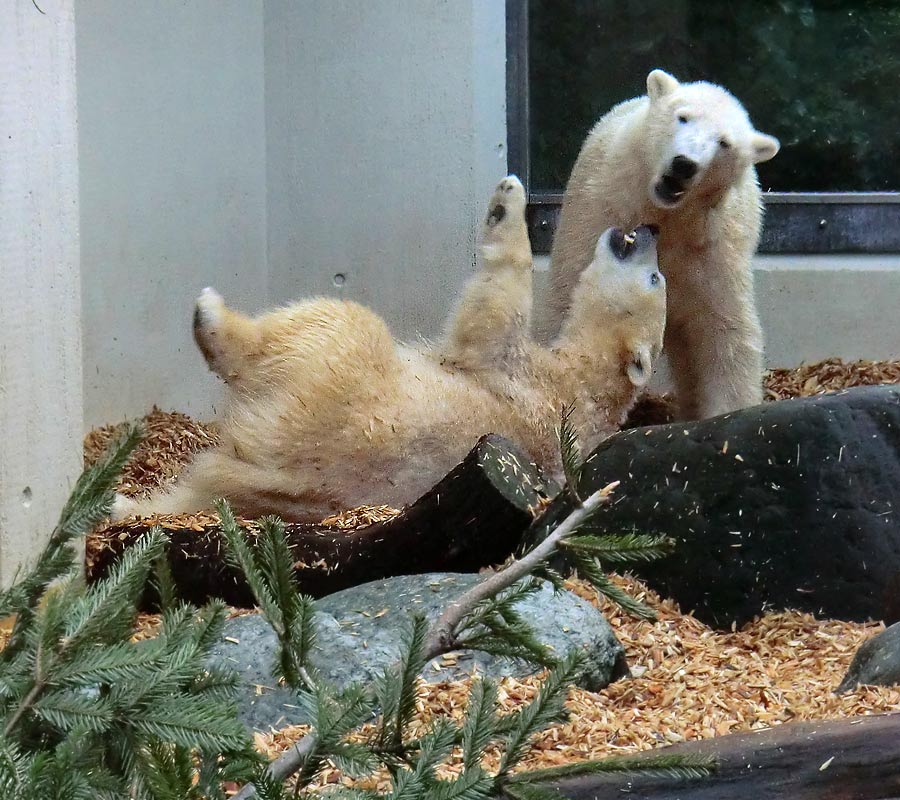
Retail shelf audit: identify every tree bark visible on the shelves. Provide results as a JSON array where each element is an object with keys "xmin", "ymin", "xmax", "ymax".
[
  {"xmin": 507, "ymin": 712, "xmax": 900, "ymax": 800},
  {"xmin": 88, "ymin": 435, "xmax": 557, "ymax": 608}
]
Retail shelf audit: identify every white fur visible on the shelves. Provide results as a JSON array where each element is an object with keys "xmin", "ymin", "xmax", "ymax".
[
  {"xmin": 112, "ymin": 178, "xmax": 666, "ymax": 523},
  {"xmin": 537, "ymin": 69, "xmax": 780, "ymax": 420}
]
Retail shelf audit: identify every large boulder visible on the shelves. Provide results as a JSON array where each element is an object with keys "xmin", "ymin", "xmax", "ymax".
[
  {"xmin": 837, "ymin": 622, "xmax": 900, "ymax": 693},
  {"xmin": 207, "ymin": 573, "xmax": 626, "ymax": 731},
  {"xmin": 527, "ymin": 386, "xmax": 900, "ymax": 628}
]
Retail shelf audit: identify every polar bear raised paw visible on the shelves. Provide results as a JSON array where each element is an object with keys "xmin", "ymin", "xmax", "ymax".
[{"xmin": 481, "ymin": 175, "xmax": 529, "ymax": 267}]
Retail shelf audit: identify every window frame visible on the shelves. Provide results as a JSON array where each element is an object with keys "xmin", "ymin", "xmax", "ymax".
[{"xmin": 505, "ymin": 0, "xmax": 900, "ymax": 256}]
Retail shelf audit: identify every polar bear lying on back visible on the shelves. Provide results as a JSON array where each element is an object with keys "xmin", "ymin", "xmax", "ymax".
[
  {"xmin": 538, "ymin": 69, "xmax": 780, "ymax": 421},
  {"xmin": 113, "ymin": 177, "xmax": 666, "ymax": 523}
]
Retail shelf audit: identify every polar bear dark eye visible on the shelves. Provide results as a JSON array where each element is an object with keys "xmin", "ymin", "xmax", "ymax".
[
  {"xmin": 719, "ymin": 138, "xmax": 731, "ymax": 149},
  {"xmin": 650, "ymin": 272, "xmax": 660, "ymax": 287},
  {"xmin": 677, "ymin": 114, "xmax": 688, "ymax": 124}
]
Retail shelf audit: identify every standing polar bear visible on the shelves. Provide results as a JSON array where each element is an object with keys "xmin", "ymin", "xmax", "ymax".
[{"xmin": 538, "ymin": 69, "xmax": 780, "ymax": 420}]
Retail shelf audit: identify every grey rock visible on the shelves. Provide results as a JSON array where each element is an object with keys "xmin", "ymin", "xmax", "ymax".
[
  {"xmin": 836, "ymin": 621, "xmax": 900, "ymax": 693},
  {"xmin": 207, "ymin": 573, "xmax": 626, "ymax": 731}
]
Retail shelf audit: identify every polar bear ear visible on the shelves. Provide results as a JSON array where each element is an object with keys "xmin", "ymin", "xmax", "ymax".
[
  {"xmin": 647, "ymin": 69, "xmax": 679, "ymax": 102},
  {"xmin": 751, "ymin": 132, "xmax": 780, "ymax": 164},
  {"xmin": 626, "ymin": 344, "xmax": 653, "ymax": 388}
]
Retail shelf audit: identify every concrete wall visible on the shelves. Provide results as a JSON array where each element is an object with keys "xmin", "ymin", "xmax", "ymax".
[
  {"xmin": 76, "ymin": 0, "xmax": 507, "ymax": 428},
  {"xmin": 263, "ymin": 0, "xmax": 507, "ymax": 340},
  {"xmin": 1, "ymin": 0, "xmax": 83, "ymax": 585},
  {"xmin": 755, "ymin": 254, "xmax": 900, "ymax": 366},
  {"xmin": 76, "ymin": 0, "xmax": 268, "ymax": 430}
]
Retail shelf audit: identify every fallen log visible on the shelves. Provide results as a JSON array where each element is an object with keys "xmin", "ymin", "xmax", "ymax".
[
  {"xmin": 506, "ymin": 712, "xmax": 900, "ymax": 799},
  {"xmin": 87, "ymin": 434, "xmax": 557, "ymax": 608}
]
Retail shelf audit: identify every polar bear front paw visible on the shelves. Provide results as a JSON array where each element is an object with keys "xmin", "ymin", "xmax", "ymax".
[{"xmin": 110, "ymin": 492, "xmax": 136, "ymax": 523}]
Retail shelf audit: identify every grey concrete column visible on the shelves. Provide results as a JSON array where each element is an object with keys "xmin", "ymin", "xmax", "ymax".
[{"xmin": 0, "ymin": 0, "xmax": 83, "ymax": 586}]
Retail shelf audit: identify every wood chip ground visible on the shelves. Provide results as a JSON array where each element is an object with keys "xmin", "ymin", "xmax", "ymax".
[{"xmin": 81, "ymin": 358, "xmax": 900, "ymax": 788}]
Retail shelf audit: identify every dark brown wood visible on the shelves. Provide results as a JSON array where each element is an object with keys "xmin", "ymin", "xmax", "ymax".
[
  {"xmin": 88, "ymin": 435, "xmax": 557, "ymax": 608},
  {"xmin": 507, "ymin": 712, "xmax": 900, "ymax": 800}
]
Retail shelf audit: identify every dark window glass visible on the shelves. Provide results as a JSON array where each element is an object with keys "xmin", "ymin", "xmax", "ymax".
[{"xmin": 529, "ymin": 0, "xmax": 900, "ymax": 193}]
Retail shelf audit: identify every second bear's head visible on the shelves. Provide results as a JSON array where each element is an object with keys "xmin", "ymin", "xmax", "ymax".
[
  {"xmin": 643, "ymin": 69, "xmax": 780, "ymax": 211},
  {"xmin": 566, "ymin": 225, "xmax": 667, "ymax": 389}
]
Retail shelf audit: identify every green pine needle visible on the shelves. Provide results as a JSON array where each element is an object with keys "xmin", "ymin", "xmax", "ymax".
[
  {"xmin": 57, "ymin": 423, "xmax": 142, "ymax": 540},
  {"xmin": 427, "ymin": 767, "xmax": 494, "ymax": 800},
  {"xmin": 460, "ymin": 678, "xmax": 498, "ymax": 771},
  {"xmin": 562, "ymin": 532, "xmax": 675, "ymax": 565},
  {"xmin": 218, "ymin": 500, "xmax": 283, "ymax": 632},
  {"xmin": 497, "ymin": 652, "xmax": 584, "ymax": 778},
  {"xmin": 376, "ymin": 613, "xmax": 429, "ymax": 750},
  {"xmin": 570, "ymin": 552, "xmax": 658, "ymax": 621},
  {"xmin": 134, "ymin": 697, "xmax": 248, "ymax": 752},
  {"xmin": 63, "ymin": 528, "xmax": 166, "ymax": 648},
  {"xmin": 32, "ymin": 691, "xmax": 114, "ymax": 734},
  {"xmin": 557, "ymin": 405, "xmax": 583, "ymax": 502},
  {"xmin": 151, "ymin": 554, "xmax": 179, "ymax": 612},
  {"xmin": 455, "ymin": 579, "xmax": 556, "ymax": 668}
]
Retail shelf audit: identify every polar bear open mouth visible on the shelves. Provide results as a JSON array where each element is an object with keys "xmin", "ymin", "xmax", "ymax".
[
  {"xmin": 609, "ymin": 225, "xmax": 659, "ymax": 260},
  {"xmin": 654, "ymin": 173, "xmax": 688, "ymax": 206}
]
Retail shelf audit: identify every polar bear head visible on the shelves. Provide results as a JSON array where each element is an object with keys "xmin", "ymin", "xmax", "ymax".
[
  {"xmin": 568, "ymin": 224, "xmax": 667, "ymax": 388},
  {"xmin": 643, "ymin": 69, "xmax": 780, "ymax": 210}
]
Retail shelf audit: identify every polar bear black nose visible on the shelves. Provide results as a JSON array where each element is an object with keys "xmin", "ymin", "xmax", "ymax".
[{"xmin": 670, "ymin": 155, "xmax": 698, "ymax": 179}]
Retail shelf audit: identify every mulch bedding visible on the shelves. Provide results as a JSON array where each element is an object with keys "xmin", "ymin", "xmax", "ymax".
[{"xmin": 82, "ymin": 359, "xmax": 900, "ymax": 790}]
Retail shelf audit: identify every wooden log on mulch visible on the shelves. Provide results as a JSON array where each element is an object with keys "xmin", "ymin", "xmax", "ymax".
[
  {"xmin": 88, "ymin": 434, "xmax": 558, "ymax": 608},
  {"xmin": 506, "ymin": 712, "xmax": 900, "ymax": 800}
]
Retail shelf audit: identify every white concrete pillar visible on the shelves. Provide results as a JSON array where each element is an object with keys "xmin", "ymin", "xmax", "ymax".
[{"xmin": 0, "ymin": 0, "xmax": 83, "ymax": 586}]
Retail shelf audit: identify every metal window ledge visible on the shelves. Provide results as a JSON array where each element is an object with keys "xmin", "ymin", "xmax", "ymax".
[{"xmin": 526, "ymin": 194, "xmax": 900, "ymax": 255}]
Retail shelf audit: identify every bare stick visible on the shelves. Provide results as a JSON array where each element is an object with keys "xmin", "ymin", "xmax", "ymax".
[{"xmin": 232, "ymin": 483, "xmax": 616, "ymax": 798}]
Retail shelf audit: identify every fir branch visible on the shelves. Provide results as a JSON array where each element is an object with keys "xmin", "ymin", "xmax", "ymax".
[
  {"xmin": 57, "ymin": 423, "xmax": 142, "ymax": 539},
  {"xmin": 562, "ymin": 532, "xmax": 675, "ymax": 565},
  {"xmin": 218, "ymin": 503, "xmax": 320, "ymax": 692},
  {"xmin": 454, "ymin": 579, "xmax": 554, "ymax": 667},
  {"xmin": 217, "ymin": 501, "xmax": 282, "ymax": 630},
  {"xmin": 327, "ymin": 741, "xmax": 381, "ymax": 780},
  {"xmin": 151, "ymin": 555, "xmax": 179, "ymax": 612},
  {"xmin": 31, "ymin": 691, "xmax": 114, "ymax": 733},
  {"xmin": 233, "ymin": 487, "xmax": 620, "ymax": 798},
  {"xmin": 496, "ymin": 652, "xmax": 584, "ymax": 779},
  {"xmin": 134, "ymin": 696, "xmax": 248, "ymax": 752},
  {"xmin": 460, "ymin": 678, "xmax": 498, "ymax": 771},
  {"xmin": 423, "ymin": 483, "xmax": 617, "ymax": 658},
  {"xmin": 557, "ymin": 404, "xmax": 583, "ymax": 502},
  {"xmin": 427, "ymin": 767, "xmax": 494, "ymax": 800},
  {"xmin": 568, "ymin": 552, "xmax": 657, "ymax": 621},
  {"xmin": 52, "ymin": 639, "xmax": 165, "ymax": 687},
  {"xmin": 63, "ymin": 529, "xmax": 166, "ymax": 649},
  {"xmin": 0, "ymin": 737, "xmax": 25, "ymax": 794},
  {"xmin": 0, "ymin": 426, "xmax": 142, "ymax": 657},
  {"xmin": 409, "ymin": 718, "xmax": 457, "ymax": 779},
  {"xmin": 376, "ymin": 614, "xmax": 429, "ymax": 751}
]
